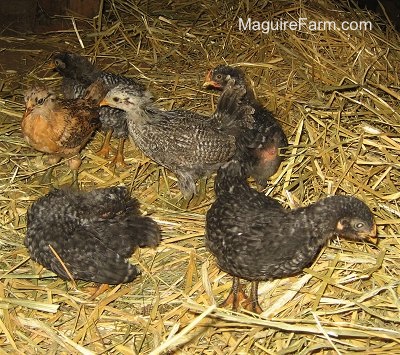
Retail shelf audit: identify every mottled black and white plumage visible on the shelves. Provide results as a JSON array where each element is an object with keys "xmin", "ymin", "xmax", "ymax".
[
  {"xmin": 100, "ymin": 79, "xmax": 254, "ymax": 200},
  {"xmin": 25, "ymin": 186, "xmax": 161, "ymax": 284},
  {"xmin": 205, "ymin": 159, "xmax": 376, "ymax": 312},
  {"xmin": 53, "ymin": 52, "xmax": 150, "ymax": 165},
  {"xmin": 204, "ymin": 65, "xmax": 288, "ymax": 187}
]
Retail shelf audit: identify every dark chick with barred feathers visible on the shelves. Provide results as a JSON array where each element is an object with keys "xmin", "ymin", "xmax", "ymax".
[
  {"xmin": 22, "ymin": 80, "xmax": 103, "ymax": 187},
  {"xmin": 99, "ymin": 79, "xmax": 254, "ymax": 201},
  {"xmin": 203, "ymin": 65, "xmax": 288, "ymax": 187},
  {"xmin": 53, "ymin": 51, "xmax": 150, "ymax": 167},
  {"xmin": 25, "ymin": 186, "xmax": 161, "ymax": 284},
  {"xmin": 205, "ymin": 159, "xmax": 377, "ymax": 313}
]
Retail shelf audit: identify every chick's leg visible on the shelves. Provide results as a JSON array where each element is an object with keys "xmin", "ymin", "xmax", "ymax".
[
  {"xmin": 242, "ymin": 281, "xmax": 263, "ymax": 314},
  {"xmin": 67, "ymin": 156, "xmax": 82, "ymax": 190},
  {"xmin": 97, "ymin": 129, "xmax": 113, "ymax": 159},
  {"xmin": 41, "ymin": 155, "xmax": 62, "ymax": 184},
  {"xmin": 190, "ymin": 177, "xmax": 207, "ymax": 207},
  {"xmin": 87, "ymin": 283, "xmax": 110, "ymax": 300},
  {"xmin": 220, "ymin": 276, "xmax": 248, "ymax": 311},
  {"xmin": 110, "ymin": 137, "xmax": 128, "ymax": 168},
  {"xmin": 177, "ymin": 172, "xmax": 196, "ymax": 210}
]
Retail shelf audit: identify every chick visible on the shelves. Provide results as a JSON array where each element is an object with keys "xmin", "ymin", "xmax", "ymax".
[
  {"xmin": 100, "ymin": 79, "xmax": 254, "ymax": 201},
  {"xmin": 203, "ymin": 65, "xmax": 288, "ymax": 187},
  {"xmin": 205, "ymin": 159, "xmax": 377, "ymax": 313},
  {"xmin": 22, "ymin": 81, "xmax": 102, "ymax": 186},
  {"xmin": 25, "ymin": 186, "xmax": 161, "ymax": 284},
  {"xmin": 53, "ymin": 51, "xmax": 150, "ymax": 166}
]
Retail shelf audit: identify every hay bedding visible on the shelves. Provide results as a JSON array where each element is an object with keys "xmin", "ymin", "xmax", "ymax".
[{"xmin": 0, "ymin": 0, "xmax": 399, "ymax": 353}]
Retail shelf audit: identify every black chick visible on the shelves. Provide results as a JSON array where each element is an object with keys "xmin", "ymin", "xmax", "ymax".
[
  {"xmin": 100, "ymin": 79, "xmax": 254, "ymax": 201},
  {"xmin": 25, "ymin": 186, "xmax": 161, "ymax": 284},
  {"xmin": 203, "ymin": 65, "xmax": 288, "ymax": 187},
  {"xmin": 53, "ymin": 51, "xmax": 150, "ymax": 166},
  {"xmin": 205, "ymin": 159, "xmax": 377, "ymax": 313}
]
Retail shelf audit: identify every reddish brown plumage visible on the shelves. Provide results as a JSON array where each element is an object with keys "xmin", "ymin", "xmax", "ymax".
[
  {"xmin": 22, "ymin": 81, "xmax": 102, "ymax": 183},
  {"xmin": 52, "ymin": 51, "xmax": 149, "ymax": 167}
]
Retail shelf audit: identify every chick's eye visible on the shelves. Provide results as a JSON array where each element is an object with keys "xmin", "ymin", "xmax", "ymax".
[
  {"xmin": 216, "ymin": 74, "xmax": 223, "ymax": 80},
  {"xmin": 54, "ymin": 59, "xmax": 65, "ymax": 69},
  {"xmin": 37, "ymin": 98, "xmax": 45, "ymax": 105},
  {"xmin": 354, "ymin": 222, "xmax": 365, "ymax": 230}
]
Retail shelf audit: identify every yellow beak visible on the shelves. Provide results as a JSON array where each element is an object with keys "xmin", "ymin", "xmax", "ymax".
[{"xmin": 99, "ymin": 99, "xmax": 109, "ymax": 107}]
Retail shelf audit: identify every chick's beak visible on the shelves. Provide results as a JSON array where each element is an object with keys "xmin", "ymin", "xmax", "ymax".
[
  {"xmin": 24, "ymin": 107, "xmax": 33, "ymax": 116},
  {"xmin": 365, "ymin": 223, "xmax": 378, "ymax": 245},
  {"xmin": 99, "ymin": 98, "xmax": 109, "ymax": 107},
  {"xmin": 48, "ymin": 59, "xmax": 61, "ymax": 71},
  {"xmin": 202, "ymin": 70, "xmax": 221, "ymax": 89},
  {"xmin": 24, "ymin": 100, "xmax": 35, "ymax": 116},
  {"xmin": 358, "ymin": 223, "xmax": 377, "ymax": 245}
]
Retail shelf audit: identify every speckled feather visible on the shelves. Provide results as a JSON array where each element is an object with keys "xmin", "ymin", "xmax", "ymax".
[
  {"xmin": 25, "ymin": 187, "xmax": 161, "ymax": 284},
  {"xmin": 53, "ymin": 52, "xmax": 148, "ymax": 139},
  {"xmin": 101, "ymin": 80, "xmax": 254, "ymax": 198},
  {"xmin": 205, "ymin": 160, "xmax": 375, "ymax": 281},
  {"xmin": 204, "ymin": 65, "xmax": 288, "ymax": 186}
]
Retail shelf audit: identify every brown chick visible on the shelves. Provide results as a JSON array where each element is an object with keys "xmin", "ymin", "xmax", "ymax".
[
  {"xmin": 53, "ymin": 51, "xmax": 150, "ymax": 167},
  {"xmin": 22, "ymin": 81, "xmax": 102, "ymax": 186}
]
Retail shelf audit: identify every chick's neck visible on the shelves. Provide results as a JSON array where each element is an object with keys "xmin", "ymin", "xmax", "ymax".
[{"xmin": 289, "ymin": 199, "xmax": 350, "ymax": 244}]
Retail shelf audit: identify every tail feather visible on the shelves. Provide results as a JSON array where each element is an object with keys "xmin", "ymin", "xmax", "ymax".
[
  {"xmin": 212, "ymin": 79, "xmax": 255, "ymax": 135},
  {"xmin": 91, "ymin": 213, "xmax": 161, "ymax": 258}
]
